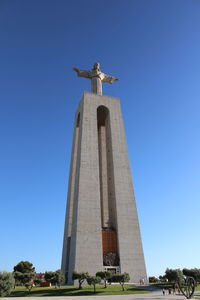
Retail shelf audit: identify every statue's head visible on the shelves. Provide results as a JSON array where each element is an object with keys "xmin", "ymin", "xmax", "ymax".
[{"xmin": 93, "ymin": 62, "xmax": 100, "ymax": 71}]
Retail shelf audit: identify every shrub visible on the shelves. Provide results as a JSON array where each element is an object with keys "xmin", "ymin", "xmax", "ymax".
[
  {"xmin": 111, "ymin": 273, "xmax": 130, "ymax": 291},
  {"xmin": 86, "ymin": 275, "xmax": 101, "ymax": 293},
  {"xmin": 72, "ymin": 271, "xmax": 89, "ymax": 289},
  {"xmin": 96, "ymin": 271, "xmax": 112, "ymax": 288},
  {"xmin": 0, "ymin": 272, "xmax": 15, "ymax": 297}
]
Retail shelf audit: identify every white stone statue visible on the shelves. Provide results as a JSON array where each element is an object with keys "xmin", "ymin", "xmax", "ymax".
[{"xmin": 73, "ymin": 63, "xmax": 119, "ymax": 95}]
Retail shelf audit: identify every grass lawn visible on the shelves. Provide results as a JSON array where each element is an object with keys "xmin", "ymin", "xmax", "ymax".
[
  {"xmin": 195, "ymin": 284, "xmax": 200, "ymax": 291},
  {"xmin": 10, "ymin": 285, "xmax": 149, "ymax": 297}
]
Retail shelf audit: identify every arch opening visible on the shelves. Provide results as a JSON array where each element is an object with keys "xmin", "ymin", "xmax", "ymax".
[
  {"xmin": 97, "ymin": 106, "xmax": 119, "ymax": 267},
  {"xmin": 76, "ymin": 112, "xmax": 80, "ymax": 128}
]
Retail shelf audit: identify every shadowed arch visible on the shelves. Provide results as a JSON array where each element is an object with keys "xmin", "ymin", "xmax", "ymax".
[{"xmin": 97, "ymin": 105, "xmax": 119, "ymax": 266}]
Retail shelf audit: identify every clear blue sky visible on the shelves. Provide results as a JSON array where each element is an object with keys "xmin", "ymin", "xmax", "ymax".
[{"xmin": 0, "ymin": 0, "xmax": 200, "ymax": 277}]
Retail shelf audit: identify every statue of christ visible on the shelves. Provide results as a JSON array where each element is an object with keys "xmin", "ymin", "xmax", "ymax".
[{"xmin": 73, "ymin": 63, "xmax": 118, "ymax": 95}]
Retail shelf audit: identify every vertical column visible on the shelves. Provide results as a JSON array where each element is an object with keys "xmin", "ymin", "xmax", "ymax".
[
  {"xmin": 98, "ymin": 125, "xmax": 109, "ymax": 228},
  {"xmin": 97, "ymin": 105, "xmax": 119, "ymax": 268},
  {"xmin": 109, "ymin": 99, "xmax": 147, "ymax": 283},
  {"xmin": 106, "ymin": 115, "xmax": 117, "ymax": 231},
  {"xmin": 67, "ymin": 94, "xmax": 103, "ymax": 284},
  {"xmin": 61, "ymin": 112, "xmax": 80, "ymax": 279}
]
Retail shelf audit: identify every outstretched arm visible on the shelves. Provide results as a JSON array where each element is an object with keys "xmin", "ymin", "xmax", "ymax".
[
  {"xmin": 73, "ymin": 68, "xmax": 91, "ymax": 79},
  {"xmin": 102, "ymin": 73, "xmax": 119, "ymax": 84}
]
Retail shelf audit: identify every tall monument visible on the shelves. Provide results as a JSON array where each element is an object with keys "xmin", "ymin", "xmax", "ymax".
[{"xmin": 61, "ymin": 63, "xmax": 147, "ymax": 284}]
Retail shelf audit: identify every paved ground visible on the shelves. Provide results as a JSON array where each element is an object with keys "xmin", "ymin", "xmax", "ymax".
[{"xmin": 2, "ymin": 291, "xmax": 200, "ymax": 300}]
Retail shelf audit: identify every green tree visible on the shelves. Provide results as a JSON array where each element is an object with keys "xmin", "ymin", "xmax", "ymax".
[
  {"xmin": 34, "ymin": 279, "xmax": 42, "ymax": 286},
  {"xmin": 183, "ymin": 268, "xmax": 200, "ymax": 283},
  {"xmin": 44, "ymin": 271, "xmax": 56, "ymax": 286},
  {"xmin": 0, "ymin": 272, "xmax": 15, "ymax": 297},
  {"xmin": 54, "ymin": 270, "xmax": 65, "ymax": 288},
  {"xmin": 165, "ymin": 268, "xmax": 182, "ymax": 283},
  {"xmin": 149, "ymin": 276, "xmax": 159, "ymax": 283},
  {"xmin": 23, "ymin": 273, "xmax": 36, "ymax": 291},
  {"xmin": 111, "ymin": 273, "xmax": 130, "ymax": 291},
  {"xmin": 13, "ymin": 261, "xmax": 35, "ymax": 291},
  {"xmin": 96, "ymin": 271, "xmax": 112, "ymax": 288},
  {"xmin": 86, "ymin": 276, "xmax": 101, "ymax": 293},
  {"xmin": 159, "ymin": 275, "xmax": 167, "ymax": 282},
  {"xmin": 13, "ymin": 261, "xmax": 35, "ymax": 273},
  {"xmin": 13, "ymin": 272, "xmax": 35, "ymax": 291},
  {"xmin": 72, "ymin": 271, "xmax": 89, "ymax": 289},
  {"xmin": 13, "ymin": 271, "xmax": 22, "ymax": 287}
]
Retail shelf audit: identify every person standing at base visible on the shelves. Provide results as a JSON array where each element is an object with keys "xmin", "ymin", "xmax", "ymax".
[{"xmin": 162, "ymin": 289, "xmax": 165, "ymax": 295}]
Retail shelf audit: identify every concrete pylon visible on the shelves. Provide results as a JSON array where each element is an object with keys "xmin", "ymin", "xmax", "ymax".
[{"xmin": 61, "ymin": 92, "xmax": 147, "ymax": 284}]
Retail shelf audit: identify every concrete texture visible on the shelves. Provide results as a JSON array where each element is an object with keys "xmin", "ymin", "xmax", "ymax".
[{"xmin": 62, "ymin": 92, "xmax": 147, "ymax": 284}]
